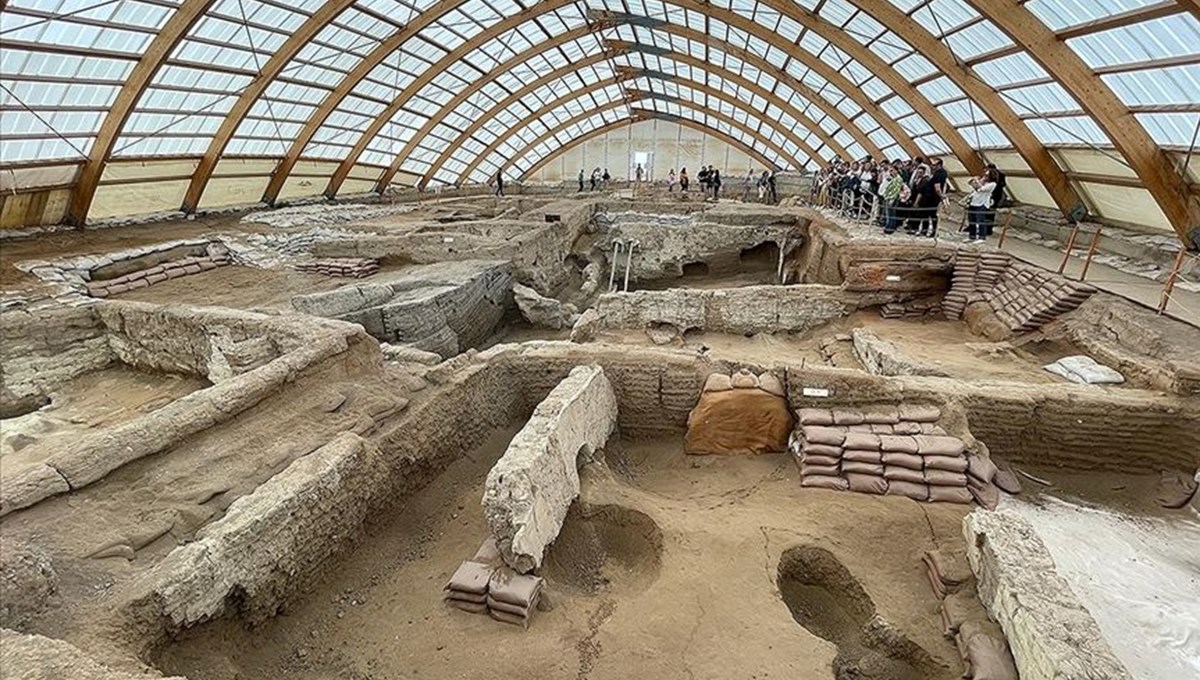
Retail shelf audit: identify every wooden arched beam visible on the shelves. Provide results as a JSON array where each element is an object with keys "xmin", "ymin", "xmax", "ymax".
[
  {"xmin": 66, "ymin": 0, "xmax": 217, "ymax": 225},
  {"xmin": 812, "ymin": 0, "xmax": 1081, "ymax": 216},
  {"xmin": 518, "ymin": 110, "xmax": 781, "ymax": 180},
  {"xmin": 966, "ymin": 0, "xmax": 1200, "ymax": 241},
  {"xmin": 327, "ymin": 22, "xmax": 593, "ymax": 198},
  {"xmin": 331, "ymin": 15, "xmax": 892, "ymax": 198},
  {"xmin": 507, "ymin": 99, "xmax": 795, "ymax": 178},
  {"xmin": 180, "ymin": 0, "xmax": 355, "ymax": 213},
  {"xmin": 459, "ymin": 84, "xmax": 808, "ymax": 188},
  {"xmin": 424, "ymin": 55, "xmax": 830, "ymax": 191},
  {"xmin": 605, "ymin": 40, "xmax": 864, "ymax": 157},
  {"xmin": 451, "ymin": 67, "xmax": 825, "ymax": 189}
]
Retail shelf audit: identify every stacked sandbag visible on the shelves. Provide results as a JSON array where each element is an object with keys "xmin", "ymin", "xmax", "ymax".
[
  {"xmin": 444, "ymin": 538, "xmax": 545, "ymax": 628},
  {"xmin": 294, "ymin": 257, "xmax": 380, "ymax": 278},
  {"xmin": 86, "ymin": 253, "xmax": 231, "ymax": 298},
  {"xmin": 487, "ymin": 567, "xmax": 544, "ymax": 628},
  {"xmin": 879, "ymin": 296, "xmax": 942, "ymax": 320},
  {"xmin": 988, "ymin": 262, "xmax": 1096, "ymax": 333},
  {"xmin": 793, "ymin": 405, "xmax": 987, "ymax": 505},
  {"xmin": 922, "ymin": 549, "xmax": 1019, "ymax": 680}
]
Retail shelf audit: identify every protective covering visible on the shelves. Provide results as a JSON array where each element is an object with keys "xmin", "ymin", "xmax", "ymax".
[{"xmin": 0, "ymin": 0, "xmax": 1197, "ymax": 235}]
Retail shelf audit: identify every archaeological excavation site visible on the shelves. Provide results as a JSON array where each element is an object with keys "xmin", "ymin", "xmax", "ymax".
[
  {"xmin": 2, "ymin": 192, "xmax": 1197, "ymax": 680},
  {"xmin": 3, "ymin": 2, "xmax": 1200, "ymax": 678}
]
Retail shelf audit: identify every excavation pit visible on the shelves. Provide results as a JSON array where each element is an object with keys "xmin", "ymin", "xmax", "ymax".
[{"xmin": 1, "ymin": 196, "xmax": 1196, "ymax": 680}]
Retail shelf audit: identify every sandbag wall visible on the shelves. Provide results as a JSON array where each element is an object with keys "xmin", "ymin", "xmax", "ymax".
[
  {"xmin": 791, "ymin": 406, "xmax": 999, "ymax": 505},
  {"xmin": 87, "ymin": 252, "xmax": 231, "ymax": 298},
  {"xmin": 293, "ymin": 257, "xmax": 379, "ymax": 278},
  {"xmin": 943, "ymin": 251, "xmax": 1096, "ymax": 332}
]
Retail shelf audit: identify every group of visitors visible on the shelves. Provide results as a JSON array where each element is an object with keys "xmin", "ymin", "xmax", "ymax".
[
  {"xmin": 813, "ymin": 156, "xmax": 1006, "ymax": 242},
  {"xmin": 578, "ymin": 167, "xmax": 613, "ymax": 192},
  {"xmin": 663, "ymin": 165, "xmax": 778, "ymax": 204}
]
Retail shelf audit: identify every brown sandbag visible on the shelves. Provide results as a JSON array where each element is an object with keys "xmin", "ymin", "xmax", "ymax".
[
  {"xmin": 869, "ymin": 424, "xmax": 894, "ymax": 434},
  {"xmin": 970, "ymin": 483, "xmax": 1001, "ymax": 510},
  {"xmin": 885, "ymin": 480, "xmax": 928, "ymax": 501},
  {"xmin": 802, "ymin": 455, "xmax": 841, "ymax": 468},
  {"xmin": 923, "ymin": 550, "xmax": 970, "ymax": 587},
  {"xmin": 925, "ymin": 469, "xmax": 969, "ymax": 487},
  {"xmin": 801, "ymin": 442, "xmax": 843, "ymax": 458},
  {"xmin": 915, "ymin": 435, "xmax": 966, "ymax": 457},
  {"xmin": 801, "ymin": 426, "xmax": 846, "ymax": 446},
  {"xmin": 448, "ymin": 599, "xmax": 488, "ymax": 614},
  {"xmin": 831, "ymin": 409, "xmax": 865, "ymax": 425},
  {"xmin": 703, "ymin": 373, "xmax": 733, "ymax": 393},
  {"xmin": 967, "ymin": 454, "xmax": 999, "ymax": 488},
  {"xmin": 898, "ymin": 404, "xmax": 941, "ymax": 422},
  {"xmin": 843, "ymin": 432, "xmax": 881, "ymax": 451},
  {"xmin": 802, "ymin": 475, "xmax": 849, "ymax": 491},
  {"xmin": 919, "ymin": 423, "xmax": 948, "ymax": 435},
  {"xmin": 801, "ymin": 463, "xmax": 841, "ymax": 477},
  {"xmin": 925, "ymin": 564, "xmax": 946, "ymax": 600},
  {"xmin": 992, "ymin": 468, "xmax": 1022, "ymax": 494},
  {"xmin": 966, "ymin": 634, "xmax": 1019, "ymax": 680},
  {"xmin": 846, "ymin": 473, "xmax": 887, "ymax": 495},
  {"xmin": 846, "ymin": 423, "xmax": 874, "ymax": 432},
  {"xmin": 489, "ymin": 607, "xmax": 531, "ymax": 628},
  {"xmin": 884, "ymin": 466, "xmax": 925, "ymax": 484},
  {"xmin": 941, "ymin": 590, "xmax": 988, "ymax": 634},
  {"xmin": 842, "ymin": 461, "xmax": 884, "ymax": 476},
  {"xmin": 489, "ymin": 568, "xmax": 544, "ymax": 608},
  {"xmin": 924, "ymin": 455, "xmax": 969, "ymax": 473},
  {"xmin": 758, "ymin": 373, "xmax": 786, "ymax": 397},
  {"xmin": 843, "ymin": 449, "xmax": 883, "ymax": 464},
  {"xmin": 487, "ymin": 594, "xmax": 535, "ymax": 618},
  {"xmin": 861, "ymin": 408, "xmax": 900, "ymax": 424},
  {"xmin": 878, "ymin": 434, "xmax": 919, "ymax": 454},
  {"xmin": 892, "ymin": 421, "xmax": 923, "ymax": 435},
  {"xmin": 446, "ymin": 560, "xmax": 492, "ymax": 595},
  {"xmin": 686, "ymin": 389, "xmax": 794, "ymax": 455},
  {"xmin": 881, "ymin": 452, "xmax": 923, "ymax": 470},
  {"xmin": 796, "ymin": 408, "xmax": 834, "ymax": 425},
  {"xmin": 928, "ymin": 485, "xmax": 973, "ymax": 504},
  {"xmin": 445, "ymin": 590, "xmax": 488, "ymax": 604}
]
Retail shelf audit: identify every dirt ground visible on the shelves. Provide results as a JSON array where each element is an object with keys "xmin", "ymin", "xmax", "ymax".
[{"xmin": 154, "ymin": 427, "xmax": 970, "ymax": 680}]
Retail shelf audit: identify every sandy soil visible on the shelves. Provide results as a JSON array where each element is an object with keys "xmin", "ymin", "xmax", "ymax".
[
  {"xmin": 112, "ymin": 265, "xmax": 392, "ymax": 311},
  {"xmin": 1, "ymin": 366, "xmax": 208, "ymax": 469},
  {"xmin": 155, "ymin": 428, "xmax": 970, "ymax": 680}
]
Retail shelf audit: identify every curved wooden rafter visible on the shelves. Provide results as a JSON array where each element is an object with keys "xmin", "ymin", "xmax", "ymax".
[
  {"xmin": 459, "ymin": 80, "xmax": 811, "ymax": 187},
  {"xmin": 443, "ymin": 63, "xmax": 827, "ymax": 190},
  {"xmin": 66, "ymin": 0, "xmax": 217, "ymax": 225},
  {"xmin": 518, "ymin": 111, "xmax": 782, "ymax": 180},
  {"xmin": 966, "ymin": 0, "xmax": 1200, "ymax": 241},
  {"xmin": 333, "ymin": 13, "xmax": 898, "ymax": 198},
  {"xmin": 180, "ymin": 0, "xmax": 356, "ymax": 213}
]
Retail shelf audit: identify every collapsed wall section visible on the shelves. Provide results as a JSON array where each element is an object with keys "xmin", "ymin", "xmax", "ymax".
[
  {"xmin": 963, "ymin": 510, "xmax": 1131, "ymax": 680},
  {"xmin": 482, "ymin": 365, "xmax": 618, "ymax": 573},
  {"xmin": 0, "ymin": 305, "xmax": 114, "ymax": 417}
]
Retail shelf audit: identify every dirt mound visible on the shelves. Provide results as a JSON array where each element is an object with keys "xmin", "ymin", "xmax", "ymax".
[
  {"xmin": 542, "ymin": 503, "xmax": 662, "ymax": 595},
  {"xmin": 777, "ymin": 545, "xmax": 952, "ymax": 680}
]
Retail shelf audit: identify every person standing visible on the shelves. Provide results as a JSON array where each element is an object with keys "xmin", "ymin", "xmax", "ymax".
[
  {"xmin": 767, "ymin": 168, "xmax": 778, "ymax": 204},
  {"xmin": 697, "ymin": 165, "xmax": 709, "ymax": 197},
  {"xmin": 758, "ymin": 170, "xmax": 769, "ymax": 201},
  {"xmin": 602, "ymin": 168, "xmax": 611, "ymax": 189},
  {"xmin": 679, "ymin": 167, "xmax": 690, "ymax": 192},
  {"xmin": 635, "ymin": 163, "xmax": 644, "ymax": 184},
  {"xmin": 742, "ymin": 168, "xmax": 755, "ymax": 201},
  {"xmin": 668, "ymin": 169, "xmax": 678, "ymax": 192},
  {"xmin": 578, "ymin": 168, "xmax": 585, "ymax": 192},
  {"xmin": 986, "ymin": 163, "xmax": 1007, "ymax": 237},
  {"xmin": 709, "ymin": 166, "xmax": 722, "ymax": 201},
  {"xmin": 927, "ymin": 158, "xmax": 949, "ymax": 237},
  {"xmin": 493, "ymin": 168, "xmax": 504, "ymax": 197},
  {"xmin": 590, "ymin": 167, "xmax": 599, "ymax": 191},
  {"xmin": 966, "ymin": 169, "xmax": 999, "ymax": 243},
  {"xmin": 881, "ymin": 167, "xmax": 905, "ymax": 234}
]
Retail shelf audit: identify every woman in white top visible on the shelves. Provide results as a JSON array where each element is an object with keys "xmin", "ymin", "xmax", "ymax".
[
  {"xmin": 967, "ymin": 168, "xmax": 999, "ymax": 242},
  {"xmin": 667, "ymin": 169, "xmax": 678, "ymax": 192}
]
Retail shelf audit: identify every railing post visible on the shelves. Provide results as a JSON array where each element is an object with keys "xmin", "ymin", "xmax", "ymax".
[
  {"xmin": 1058, "ymin": 223, "xmax": 1081, "ymax": 275},
  {"xmin": 997, "ymin": 210, "xmax": 1013, "ymax": 249},
  {"xmin": 1079, "ymin": 227, "xmax": 1102, "ymax": 281},
  {"xmin": 1158, "ymin": 248, "xmax": 1187, "ymax": 314}
]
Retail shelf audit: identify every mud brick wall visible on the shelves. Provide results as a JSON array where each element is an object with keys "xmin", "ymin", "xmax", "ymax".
[
  {"xmin": 600, "ymin": 220, "xmax": 793, "ymax": 280},
  {"xmin": 954, "ymin": 387, "xmax": 1199, "ymax": 473},
  {"xmin": 796, "ymin": 215, "xmax": 954, "ymax": 295},
  {"xmin": 0, "ymin": 305, "xmax": 114, "ymax": 416},
  {"xmin": 573, "ymin": 285, "xmax": 908, "ymax": 339}
]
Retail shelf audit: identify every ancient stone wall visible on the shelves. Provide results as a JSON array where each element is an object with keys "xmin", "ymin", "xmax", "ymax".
[
  {"xmin": 963, "ymin": 511, "xmax": 1132, "ymax": 680},
  {"xmin": 0, "ymin": 305, "xmax": 113, "ymax": 417},
  {"xmin": 483, "ymin": 365, "xmax": 618, "ymax": 572},
  {"xmin": 795, "ymin": 213, "xmax": 954, "ymax": 295},
  {"xmin": 570, "ymin": 285, "xmax": 905, "ymax": 340},
  {"xmin": 851, "ymin": 328, "xmax": 949, "ymax": 377},
  {"xmin": 290, "ymin": 260, "xmax": 513, "ymax": 358}
]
